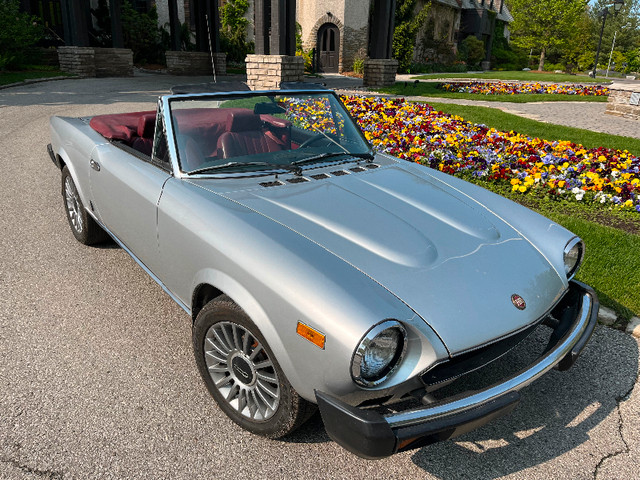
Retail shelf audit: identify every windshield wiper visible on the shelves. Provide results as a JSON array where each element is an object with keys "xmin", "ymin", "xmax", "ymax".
[
  {"xmin": 292, "ymin": 151, "xmax": 374, "ymax": 166},
  {"xmin": 188, "ymin": 161, "xmax": 302, "ymax": 176}
]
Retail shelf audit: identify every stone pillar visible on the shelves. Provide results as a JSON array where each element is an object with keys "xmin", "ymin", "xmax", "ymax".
[
  {"xmin": 166, "ymin": 51, "xmax": 227, "ymax": 76},
  {"xmin": 245, "ymin": 54, "xmax": 304, "ymax": 90},
  {"xmin": 57, "ymin": 46, "xmax": 96, "ymax": 77},
  {"xmin": 363, "ymin": 58, "xmax": 398, "ymax": 87},
  {"xmin": 606, "ymin": 83, "xmax": 640, "ymax": 120}
]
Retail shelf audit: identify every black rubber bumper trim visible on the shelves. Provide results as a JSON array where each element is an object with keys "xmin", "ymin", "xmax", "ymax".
[
  {"xmin": 555, "ymin": 280, "xmax": 599, "ymax": 371},
  {"xmin": 315, "ymin": 389, "xmax": 520, "ymax": 460},
  {"xmin": 47, "ymin": 143, "xmax": 61, "ymax": 169}
]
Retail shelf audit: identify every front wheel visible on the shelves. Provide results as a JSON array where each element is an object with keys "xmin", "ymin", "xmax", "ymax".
[
  {"xmin": 61, "ymin": 166, "xmax": 108, "ymax": 245},
  {"xmin": 192, "ymin": 296, "xmax": 316, "ymax": 438}
]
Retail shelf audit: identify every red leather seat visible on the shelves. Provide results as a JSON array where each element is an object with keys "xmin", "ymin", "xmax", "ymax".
[
  {"xmin": 217, "ymin": 111, "xmax": 286, "ymax": 159},
  {"xmin": 131, "ymin": 113, "xmax": 155, "ymax": 156}
]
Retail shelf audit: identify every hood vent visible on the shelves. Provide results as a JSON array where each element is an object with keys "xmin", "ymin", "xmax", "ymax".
[
  {"xmin": 350, "ymin": 166, "xmax": 366, "ymax": 173},
  {"xmin": 365, "ymin": 163, "xmax": 379, "ymax": 169},
  {"xmin": 311, "ymin": 173, "xmax": 330, "ymax": 180},
  {"xmin": 259, "ymin": 180, "xmax": 285, "ymax": 188},
  {"xmin": 287, "ymin": 177, "xmax": 309, "ymax": 184},
  {"xmin": 331, "ymin": 170, "xmax": 350, "ymax": 176}
]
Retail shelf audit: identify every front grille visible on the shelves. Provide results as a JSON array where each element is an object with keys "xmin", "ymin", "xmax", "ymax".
[{"xmin": 421, "ymin": 320, "xmax": 542, "ymax": 386}]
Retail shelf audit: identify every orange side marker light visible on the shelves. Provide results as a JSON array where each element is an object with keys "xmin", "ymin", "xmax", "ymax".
[{"xmin": 296, "ymin": 322, "xmax": 326, "ymax": 349}]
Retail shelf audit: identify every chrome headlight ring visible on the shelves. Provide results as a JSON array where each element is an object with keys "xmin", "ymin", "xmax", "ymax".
[
  {"xmin": 563, "ymin": 236, "xmax": 584, "ymax": 280},
  {"xmin": 351, "ymin": 320, "xmax": 407, "ymax": 388}
]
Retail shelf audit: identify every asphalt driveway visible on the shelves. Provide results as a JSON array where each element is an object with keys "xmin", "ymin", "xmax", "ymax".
[{"xmin": 0, "ymin": 75, "xmax": 638, "ymax": 479}]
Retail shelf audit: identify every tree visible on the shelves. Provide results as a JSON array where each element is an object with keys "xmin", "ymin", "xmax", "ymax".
[
  {"xmin": 0, "ymin": 0, "xmax": 43, "ymax": 70},
  {"xmin": 508, "ymin": 0, "xmax": 589, "ymax": 71}
]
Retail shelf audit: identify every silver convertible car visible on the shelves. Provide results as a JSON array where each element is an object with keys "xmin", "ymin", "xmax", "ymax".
[{"xmin": 48, "ymin": 82, "xmax": 598, "ymax": 459}]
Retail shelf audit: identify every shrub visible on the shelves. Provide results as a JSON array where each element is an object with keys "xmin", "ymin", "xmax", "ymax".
[
  {"xmin": 0, "ymin": 0, "xmax": 43, "ymax": 70},
  {"xmin": 352, "ymin": 48, "xmax": 367, "ymax": 74},
  {"xmin": 458, "ymin": 35, "xmax": 485, "ymax": 69},
  {"xmin": 121, "ymin": 2, "xmax": 164, "ymax": 64},
  {"xmin": 220, "ymin": 0, "xmax": 254, "ymax": 62}
]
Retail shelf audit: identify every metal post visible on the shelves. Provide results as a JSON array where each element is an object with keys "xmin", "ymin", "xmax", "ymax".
[
  {"xmin": 591, "ymin": 9, "xmax": 608, "ymax": 78},
  {"xmin": 606, "ymin": 30, "xmax": 617, "ymax": 77}
]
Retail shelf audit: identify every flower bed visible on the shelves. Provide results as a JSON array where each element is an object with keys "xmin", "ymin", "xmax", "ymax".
[
  {"xmin": 342, "ymin": 95, "xmax": 639, "ymax": 212},
  {"xmin": 438, "ymin": 81, "xmax": 609, "ymax": 96}
]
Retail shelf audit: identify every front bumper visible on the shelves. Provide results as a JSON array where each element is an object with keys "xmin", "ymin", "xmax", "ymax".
[{"xmin": 315, "ymin": 280, "xmax": 598, "ymax": 459}]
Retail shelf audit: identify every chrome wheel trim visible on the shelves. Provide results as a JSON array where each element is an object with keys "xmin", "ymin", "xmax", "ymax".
[
  {"xmin": 64, "ymin": 176, "xmax": 83, "ymax": 233},
  {"xmin": 204, "ymin": 321, "xmax": 280, "ymax": 421}
]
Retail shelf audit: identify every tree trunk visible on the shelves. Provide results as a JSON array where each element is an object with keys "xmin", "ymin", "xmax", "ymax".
[{"xmin": 538, "ymin": 47, "xmax": 546, "ymax": 71}]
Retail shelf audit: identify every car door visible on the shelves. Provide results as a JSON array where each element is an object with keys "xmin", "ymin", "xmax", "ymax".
[{"xmin": 89, "ymin": 139, "xmax": 171, "ymax": 276}]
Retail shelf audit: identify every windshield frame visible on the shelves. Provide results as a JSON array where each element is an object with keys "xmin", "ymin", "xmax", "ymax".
[{"xmin": 161, "ymin": 89, "xmax": 372, "ymax": 179}]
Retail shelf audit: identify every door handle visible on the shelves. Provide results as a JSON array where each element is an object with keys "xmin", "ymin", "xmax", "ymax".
[{"xmin": 90, "ymin": 159, "xmax": 100, "ymax": 171}]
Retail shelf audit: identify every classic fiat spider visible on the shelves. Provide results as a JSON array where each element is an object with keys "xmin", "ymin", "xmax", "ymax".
[{"xmin": 48, "ymin": 83, "xmax": 598, "ymax": 459}]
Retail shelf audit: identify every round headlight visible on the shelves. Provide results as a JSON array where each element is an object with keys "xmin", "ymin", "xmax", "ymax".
[
  {"xmin": 563, "ymin": 237, "xmax": 584, "ymax": 279},
  {"xmin": 351, "ymin": 320, "xmax": 407, "ymax": 387}
]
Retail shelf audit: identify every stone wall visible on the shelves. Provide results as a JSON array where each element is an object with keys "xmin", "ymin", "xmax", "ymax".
[
  {"xmin": 57, "ymin": 47, "xmax": 96, "ymax": 77},
  {"xmin": 606, "ymin": 83, "xmax": 640, "ymax": 120},
  {"xmin": 363, "ymin": 59, "xmax": 398, "ymax": 87},
  {"xmin": 94, "ymin": 48, "xmax": 133, "ymax": 77},
  {"xmin": 245, "ymin": 54, "xmax": 304, "ymax": 90},
  {"xmin": 58, "ymin": 47, "xmax": 134, "ymax": 77},
  {"xmin": 166, "ymin": 51, "xmax": 227, "ymax": 76}
]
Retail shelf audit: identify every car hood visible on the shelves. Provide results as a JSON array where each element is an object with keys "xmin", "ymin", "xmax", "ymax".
[{"xmin": 196, "ymin": 163, "xmax": 566, "ymax": 355}]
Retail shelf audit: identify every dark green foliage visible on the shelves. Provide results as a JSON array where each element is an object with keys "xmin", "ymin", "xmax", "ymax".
[
  {"xmin": 392, "ymin": 0, "xmax": 431, "ymax": 73},
  {"xmin": 0, "ymin": 0, "xmax": 43, "ymax": 70},
  {"xmin": 457, "ymin": 36, "xmax": 485, "ymax": 69},
  {"xmin": 121, "ymin": 1, "xmax": 164, "ymax": 64},
  {"xmin": 490, "ymin": 21, "xmax": 527, "ymax": 71},
  {"xmin": 220, "ymin": 0, "xmax": 254, "ymax": 62},
  {"xmin": 408, "ymin": 62, "xmax": 467, "ymax": 73}
]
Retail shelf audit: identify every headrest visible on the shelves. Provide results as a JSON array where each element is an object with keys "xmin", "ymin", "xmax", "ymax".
[
  {"xmin": 226, "ymin": 110, "xmax": 262, "ymax": 132},
  {"xmin": 260, "ymin": 114, "xmax": 292, "ymax": 129},
  {"xmin": 138, "ymin": 113, "xmax": 156, "ymax": 138}
]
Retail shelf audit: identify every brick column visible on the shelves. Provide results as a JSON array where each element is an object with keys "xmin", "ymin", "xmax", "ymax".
[
  {"xmin": 606, "ymin": 83, "xmax": 640, "ymax": 120},
  {"xmin": 245, "ymin": 54, "xmax": 304, "ymax": 90},
  {"xmin": 363, "ymin": 59, "xmax": 398, "ymax": 88}
]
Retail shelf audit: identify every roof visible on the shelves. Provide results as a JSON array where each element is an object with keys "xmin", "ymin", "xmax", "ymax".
[{"xmin": 458, "ymin": 0, "xmax": 514, "ymax": 22}]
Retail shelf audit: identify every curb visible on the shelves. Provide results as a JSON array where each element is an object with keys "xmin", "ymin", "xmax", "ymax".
[
  {"xmin": 626, "ymin": 317, "xmax": 640, "ymax": 339},
  {"xmin": 0, "ymin": 75, "xmax": 77, "ymax": 91}
]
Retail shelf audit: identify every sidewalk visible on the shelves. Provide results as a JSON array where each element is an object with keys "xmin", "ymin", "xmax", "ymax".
[{"xmin": 316, "ymin": 73, "xmax": 640, "ymax": 139}]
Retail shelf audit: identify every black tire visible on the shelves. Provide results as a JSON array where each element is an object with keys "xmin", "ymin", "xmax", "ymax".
[
  {"xmin": 61, "ymin": 166, "xmax": 108, "ymax": 245},
  {"xmin": 193, "ymin": 296, "xmax": 316, "ymax": 438}
]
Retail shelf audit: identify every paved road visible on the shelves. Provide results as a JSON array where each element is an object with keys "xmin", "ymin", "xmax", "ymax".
[{"xmin": 1, "ymin": 75, "xmax": 639, "ymax": 479}]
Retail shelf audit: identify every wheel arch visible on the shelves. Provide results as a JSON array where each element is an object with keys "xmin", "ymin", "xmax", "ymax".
[{"xmin": 189, "ymin": 269, "xmax": 306, "ymax": 400}]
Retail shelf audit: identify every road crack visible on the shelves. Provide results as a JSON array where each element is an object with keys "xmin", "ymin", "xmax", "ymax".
[
  {"xmin": 593, "ymin": 375, "xmax": 637, "ymax": 479},
  {"xmin": 0, "ymin": 455, "xmax": 64, "ymax": 479}
]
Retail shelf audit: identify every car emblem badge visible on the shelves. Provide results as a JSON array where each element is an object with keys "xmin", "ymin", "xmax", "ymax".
[{"xmin": 511, "ymin": 294, "xmax": 526, "ymax": 310}]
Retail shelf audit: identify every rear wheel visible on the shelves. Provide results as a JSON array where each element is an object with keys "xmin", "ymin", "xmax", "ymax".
[
  {"xmin": 61, "ymin": 166, "xmax": 108, "ymax": 245},
  {"xmin": 192, "ymin": 296, "xmax": 316, "ymax": 438}
]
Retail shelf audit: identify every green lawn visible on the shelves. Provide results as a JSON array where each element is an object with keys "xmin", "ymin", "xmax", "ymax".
[
  {"xmin": 426, "ymin": 101, "xmax": 640, "ymax": 156},
  {"xmin": 0, "ymin": 68, "xmax": 69, "ymax": 86},
  {"xmin": 423, "ymin": 102, "xmax": 640, "ymax": 323},
  {"xmin": 377, "ymin": 81, "xmax": 608, "ymax": 103},
  {"xmin": 411, "ymin": 71, "xmax": 604, "ymax": 83},
  {"xmin": 545, "ymin": 211, "xmax": 639, "ymax": 322}
]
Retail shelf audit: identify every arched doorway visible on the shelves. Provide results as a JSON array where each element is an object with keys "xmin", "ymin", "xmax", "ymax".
[{"xmin": 317, "ymin": 23, "xmax": 340, "ymax": 73}]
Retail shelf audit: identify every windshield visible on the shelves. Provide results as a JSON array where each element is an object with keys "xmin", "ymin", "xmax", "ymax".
[{"xmin": 168, "ymin": 91, "xmax": 371, "ymax": 175}]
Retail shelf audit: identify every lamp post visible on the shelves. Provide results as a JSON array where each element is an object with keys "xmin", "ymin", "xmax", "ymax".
[{"xmin": 591, "ymin": 0, "xmax": 624, "ymax": 78}]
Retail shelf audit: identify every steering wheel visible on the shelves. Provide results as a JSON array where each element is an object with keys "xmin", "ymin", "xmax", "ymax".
[{"xmin": 298, "ymin": 134, "xmax": 327, "ymax": 148}]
